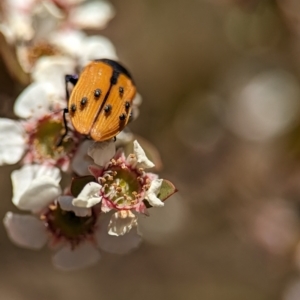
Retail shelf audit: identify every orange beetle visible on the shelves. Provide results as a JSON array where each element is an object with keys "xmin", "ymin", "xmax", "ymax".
[{"xmin": 60, "ymin": 59, "xmax": 136, "ymax": 144}]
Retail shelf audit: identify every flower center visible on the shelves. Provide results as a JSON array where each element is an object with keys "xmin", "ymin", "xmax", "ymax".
[
  {"xmin": 101, "ymin": 165, "xmax": 147, "ymax": 209},
  {"xmin": 31, "ymin": 116, "xmax": 75, "ymax": 161},
  {"xmin": 27, "ymin": 42, "xmax": 59, "ymax": 67},
  {"xmin": 42, "ymin": 202, "xmax": 97, "ymax": 247}
]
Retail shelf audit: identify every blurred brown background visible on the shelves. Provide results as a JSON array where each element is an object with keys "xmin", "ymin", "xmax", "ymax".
[{"xmin": 2, "ymin": 0, "xmax": 300, "ymax": 299}]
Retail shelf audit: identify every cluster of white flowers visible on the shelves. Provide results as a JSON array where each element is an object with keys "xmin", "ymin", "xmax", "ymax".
[{"xmin": 0, "ymin": 0, "xmax": 176, "ymax": 270}]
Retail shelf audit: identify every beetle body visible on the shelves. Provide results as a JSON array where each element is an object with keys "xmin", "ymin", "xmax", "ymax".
[{"xmin": 68, "ymin": 59, "xmax": 136, "ymax": 141}]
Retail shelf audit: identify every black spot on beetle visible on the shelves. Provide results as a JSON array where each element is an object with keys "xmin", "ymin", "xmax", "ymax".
[
  {"xmin": 104, "ymin": 104, "xmax": 112, "ymax": 113},
  {"xmin": 71, "ymin": 104, "xmax": 76, "ymax": 112},
  {"xmin": 119, "ymin": 113, "xmax": 126, "ymax": 121},
  {"xmin": 80, "ymin": 97, "xmax": 88, "ymax": 106},
  {"xmin": 94, "ymin": 89, "xmax": 101, "ymax": 98},
  {"xmin": 125, "ymin": 101, "xmax": 130, "ymax": 110}
]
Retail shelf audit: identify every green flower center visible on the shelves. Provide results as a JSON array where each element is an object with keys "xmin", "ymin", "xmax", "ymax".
[
  {"xmin": 103, "ymin": 166, "xmax": 143, "ymax": 207},
  {"xmin": 33, "ymin": 118, "xmax": 74, "ymax": 160},
  {"xmin": 43, "ymin": 203, "xmax": 97, "ymax": 247}
]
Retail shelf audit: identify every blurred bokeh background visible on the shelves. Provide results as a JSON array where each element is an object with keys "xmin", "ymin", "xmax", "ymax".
[{"xmin": 3, "ymin": 0, "xmax": 300, "ymax": 299}]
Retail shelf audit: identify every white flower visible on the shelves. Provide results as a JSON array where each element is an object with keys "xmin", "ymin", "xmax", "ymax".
[
  {"xmin": 87, "ymin": 140, "xmax": 116, "ymax": 167},
  {"xmin": 78, "ymin": 35, "xmax": 118, "ymax": 67},
  {"xmin": 115, "ymin": 129, "xmax": 134, "ymax": 147},
  {"xmin": 1, "ymin": 0, "xmax": 116, "ymax": 75},
  {"xmin": 71, "ymin": 139, "xmax": 115, "ymax": 176},
  {"xmin": 14, "ymin": 81, "xmax": 65, "ymax": 119},
  {"xmin": 68, "ymin": 1, "xmax": 115, "ymax": 30},
  {"xmin": 0, "ymin": 80, "xmax": 78, "ymax": 169},
  {"xmin": 144, "ymin": 178, "xmax": 164, "ymax": 207},
  {"xmin": 4, "ymin": 180, "xmax": 141, "ymax": 270},
  {"xmin": 127, "ymin": 140, "xmax": 155, "ymax": 168},
  {"xmin": 73, "ymin": 140, "xmax": 164, "ymax": 236},
  {"xmin": 96, "ymin": 211, "xmax": 141, "ymax": 255},
  {"xmin": 11, "ymin": 164, "xmax": 61, "ymax": 212},
  {"xmin": 52, "ymin": 243, "xmax": 101, "ymax": 271},
  {"xmin": 108, "ymin": 210, "xmax": 138, "ymax": 236},
  {"xmin": 49, "ymin": 29, "xmax": 118, "ymax": 68},
  {"xmin": 4, "ymin": 212, "xmax": 48, "ymax": 249},
  {"xmin": 0, "ymin": 1, "xmax": 35, "ymax": 43},
  {"xmin": 71, "ymin": 140, "xmax": 94, "ymax": 175},
  {"xmin": 1, "ymin": 0, "xmax": 114, "ymax": 44},
  {"xmin": 131, "ymin": 93, "xmax": 142, "ymax": 121},
  {"xmin": 57, "ymin": 195, "xmax": 91, "ymax": 217},
  {"xmin": 0, "ymin": 118, "xmax": 26, "ymax": 164},
  {"xmin": 1, "ymin": 0, "xmax": 63, "ymax": 44},
  {"xmin": 72, "ymin": 182, "xmax": 102, "ymax": 208},
  {"xmin": 31, "ymin": 56, "xmax": 76, "ymax": 95},
  {"xmin": 0, "ymin": 83, "xmax": 61, "ymax": 165}
]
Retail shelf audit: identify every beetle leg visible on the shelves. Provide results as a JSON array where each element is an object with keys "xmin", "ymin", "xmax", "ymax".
[
  {"xmin": 57, "ymin": 75, "xmax": 78, "ymax": 147},
  {"xmin": 56, "ymin": 108, "xmax": 69, "ymax": 147},
  {"xmin": 65, "ymin": 74, "xmax": 78, "ymax": 101}
]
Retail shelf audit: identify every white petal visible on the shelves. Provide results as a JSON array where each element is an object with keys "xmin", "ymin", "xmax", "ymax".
[
  {"xmin": 17, "ymin": 177, "xmax": 62, "ymax": 212},
  {"xmin": 8, "ymin": 0, "xmax": 36, "ymax": 13},
  {"xmin": 132, "ymin": 93, "xmax": 143, "ymax": 107},
  {"xmin": 69, "ymin": 1, "xmax": 115, "ymax": 30},
  {"xmin": 79, "ymin": 36, "xmax": 117, "ymax": 67},
  {"xmin": 131, "ymin": 106, "xmax": 140, "ymax": 121},
  {"xmin": 3, "ymin": 212, "xmax": 48, "ymax": 249},
  {"xmin": 145, "ymin": 179, "xmax": 164, "ymax": 207},
  {"xmin": 49, "ymin": 29, "xmax": 85, "ymax": 58},
  {"xmin": 71, "ymin": 140, "xmax": 94, "ymax": 176},
  {"xmin": 87, "ymin": 140, "xmax": 115, "ymax": 167},
  {"xmin": 14, "ymin": 82, "xmax": 62, "ymax": 118},
  {"xmin": 31, "ymin": 56, "xmax": 76, "ymax": 97},
  {"xmin": 30, "ymin": 2, "xmax": 64, "ymax": 43},
  {"xmin": 39, "ymin": 0, "xmax": 65, "ymax": 19},
  {"xmin": 0, "ymin": 24, "xmax": 15, "ymax": 44},
  {"xmin": 96, "ymin": 213, "xmax": 142, "ymax": 254},
  {"xmin": 16, "ymin": 44, "xmax": 33, "ymax": 73},
  {"xmin": 12, "ymin": 164, "xmax": 61, "ymax": 211},
  {"xmin": 0, "ymin": 118, "xmax": 26, "ymax": 164},
  {"xmin": 130, "ymin": 93, "xmax": 143, "ymax": 121},
  {"xmin": 115, "ymin": 129, "xmax": 134, "ymax": 147},
  {"xmin": 72, "ymin": 182, "xmax": 102, "ymax": 208},
  {"xmin": 108, "ymin": 210, "xmax": 138, "ymax": 236},
  {"xmin": 6, "ymin": 13, "xmax": 34, "ymax": 41},
  {"xmin": 52, "ymin": 244, "xmax": 100, "ymax": 271},
  {"xmin": 132, "ymin": 140, "xmax": 155, "ymax": 169},
  {"xmin": 58, "ymin": 196, "xmax": 91, "ymax": 217}
]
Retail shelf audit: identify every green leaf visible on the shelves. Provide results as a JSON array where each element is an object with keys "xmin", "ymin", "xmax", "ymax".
[
  {"xmin": 157, "ymin": 179, "xmax": 177, "ymax": 201},
  {"xmin": 71, "ymin": 175, "xmax": 96, "ymax": 197},
  {"xmin": 144, "ymin": 179, "xmax": 177, "ymax": 208}
]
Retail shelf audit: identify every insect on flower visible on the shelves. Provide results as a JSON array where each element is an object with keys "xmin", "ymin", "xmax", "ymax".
[{"xmin": 58, "ymin": 59, "xmax": 136, "ymax": 145}]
